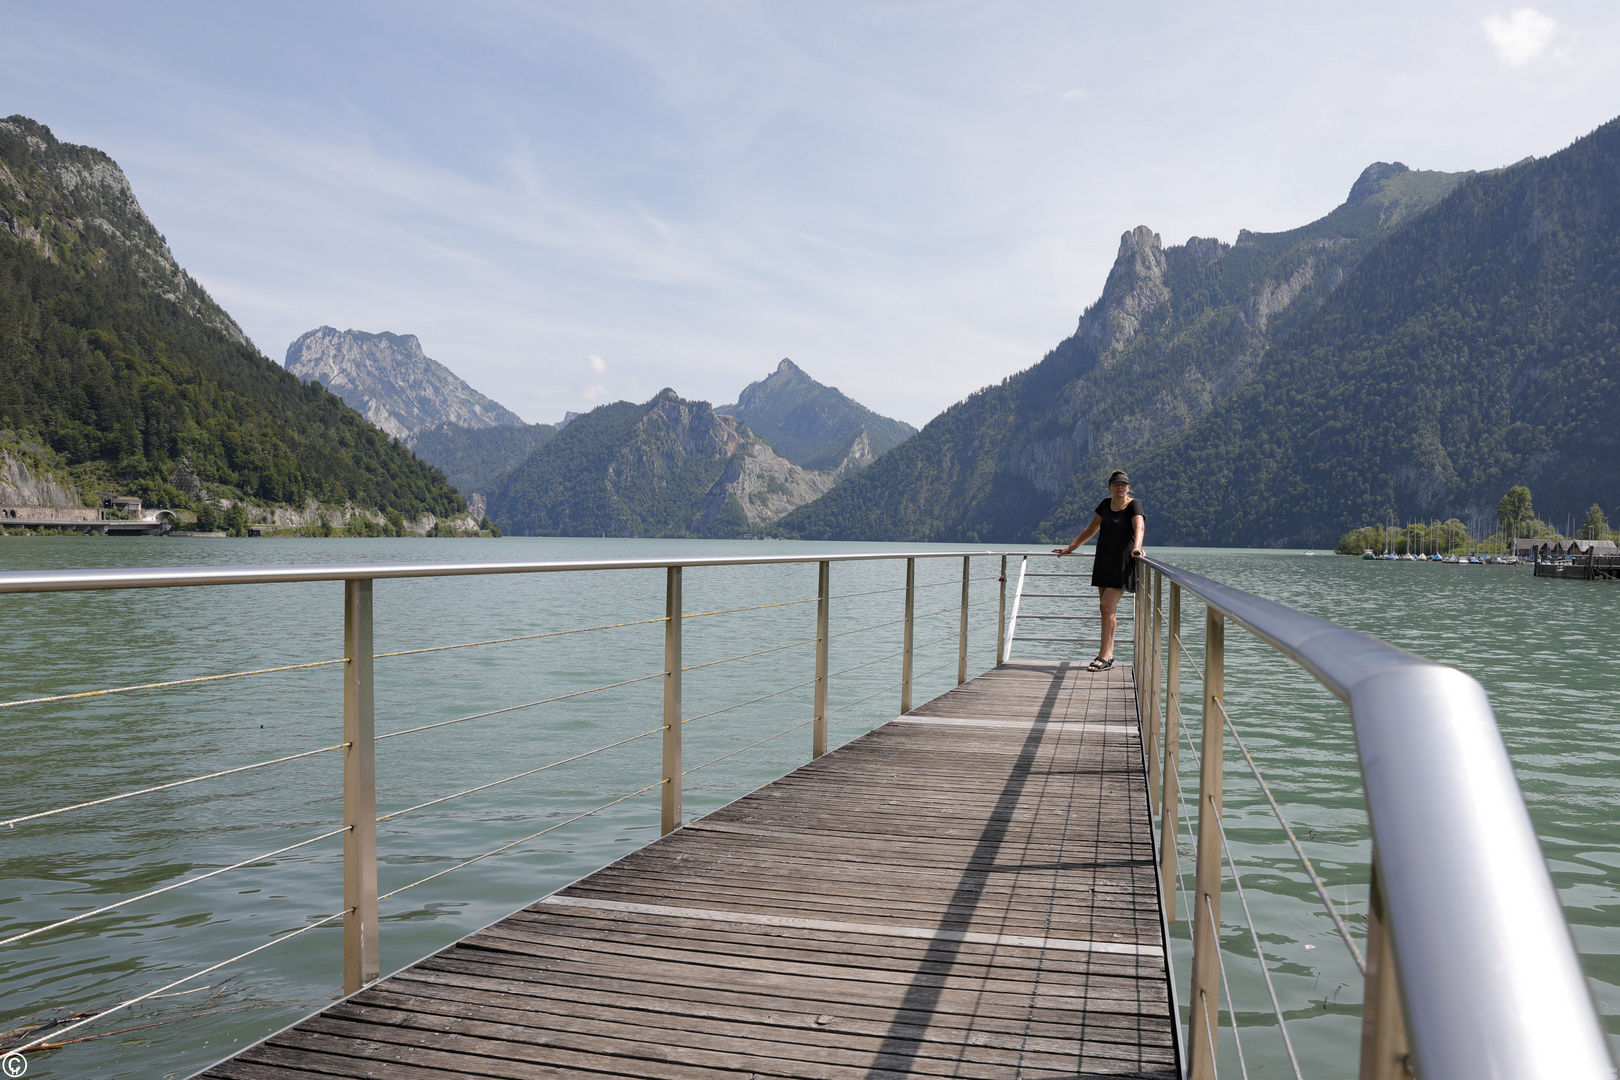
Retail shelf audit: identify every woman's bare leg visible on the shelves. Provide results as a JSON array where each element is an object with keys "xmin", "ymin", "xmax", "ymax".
[{"xmin": 1097, "ymin": 587, "xmax": 1123, "ymax": 660}]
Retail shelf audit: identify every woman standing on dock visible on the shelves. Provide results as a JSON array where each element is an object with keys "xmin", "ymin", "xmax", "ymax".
[{"xmin": 1051, "ymin": 470, "xmax": 1145, "ymax": 672}]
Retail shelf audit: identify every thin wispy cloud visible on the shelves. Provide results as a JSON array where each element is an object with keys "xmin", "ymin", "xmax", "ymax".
[{"xmin": 3, "ymin": 3, "xmax": 1618, "ymax": 427}]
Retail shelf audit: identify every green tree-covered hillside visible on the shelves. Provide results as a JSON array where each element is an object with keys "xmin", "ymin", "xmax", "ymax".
[
  {"xmin": 0, "ymin": 116, "xmax": 465, "ymax": 516},
  {"xmin": 491, "ymin": 391, "xmax": 750, "ymax": 537},
  {"xmin": 779, "ymin": 161, "xmax": 1472, "ymax": 542},
  {"xmin": 409, "ymin": 421, "xmax": 557, "ymax": 500},
  {"xmin": 1103, "ymin": 120, "xmax": 1620, "ymax": 545}
]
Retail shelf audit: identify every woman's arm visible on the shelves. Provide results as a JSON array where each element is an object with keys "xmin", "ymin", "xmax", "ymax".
[
  {"xmin": 1053, "ymin": 514, "xmax": 1102, "ymax": 556},
  {"xmin": 1131, "ymin": 511, "xmax": 1145, "ymax": 558}
]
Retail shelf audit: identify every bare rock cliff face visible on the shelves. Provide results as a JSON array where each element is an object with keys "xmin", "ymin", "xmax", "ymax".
[
  {"xmin": 1072, "ymin": 226, "xmax": 1171, "ymax": 358},
  {"xmin": 690, "ymin": 438, "xmax": 836, "ymax": 532},
  {"xmin": 0, "ymin": 450, "xmax": 79, "ymax": 507},
  {"xmin": 285, "ymin": 327, "xmax": 524, "ymax": 441}
]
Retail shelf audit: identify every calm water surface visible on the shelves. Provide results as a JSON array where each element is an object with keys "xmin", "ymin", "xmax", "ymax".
[{"xmin": 0, "ymin": 537, "xmax": 1615, "ymax": 1078}]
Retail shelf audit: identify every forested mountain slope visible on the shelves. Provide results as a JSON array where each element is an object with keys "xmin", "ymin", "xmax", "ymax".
[
  {"xmin": 777, "ymin": 161, "xmax": 1470, "ymax": 542},
  {"xmin": 409, "ymin": 420, "xmax": 557, "ymax": 505},
  {"xmin": 0, "ymin": 116, "xmax": 465, "ymax": 517},
  {"xmin": 717, "ymin": 359, "xmax": 917, "ymax": 473},
  {"xmin": 489, "ymin": 390, "xmax": 832, "ymax": 537},
  {"xmin": 1104, "ymin": 119, "xmax": 1620, "ymax": 546}
]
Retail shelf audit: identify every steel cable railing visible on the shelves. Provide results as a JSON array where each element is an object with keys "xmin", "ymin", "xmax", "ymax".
[
  {"xmin": 680, "ymin": 636, "xmax": 815, "ymax": 673},
  {"xmin": 375, "ymin": 781, "xmax": 667, "ymax": 903},
  {"xmin": 0, "ymin": 657, "xmax": 345, "ymax": 710},
  {"xmin": 1205, "ymin": 891, "xmax": 1250, "ymax": 1080},
  {"xmin": 682, "ymin": 597, "xmax": 819, "ymax": 619},
  {"xmin": 1171, "ymin": 627, "xmax": 1366, "ymax": 972},
  {"xmin": 375, "ymin": 727, "xmax": 666, "ymax": 823},
  {"xmin": 374, "ymin": 614, "xmax": 668, "ymax": 660},
  {"xmin": 1, "ymin": 613, "xmax": 684, "ymax": 829},
  {"xmin": 1217, "ymin": 696, "xmax": 1366, "ymax": 973},
  {"xmin": 681, "ymin": 677, "xmax": 816, "ymax": 726},
  {"xmin": 6, "ymin": 906, "xmax": 350, "ymax": 1057},
  {"xmin": 375, "ymin": 670, "xmax": 665, "ymax": 741},
  {"xmin": 0, "ymin": 826, "xmax": 349, "ymax": 949},
  {"xmin": 1, "ymin": 612, "xmax": 673, "ymax": 714},
  {"xmin": 1136, "ymin": 554, "xmax": 1614, "ymax": 1078},
  {"xmin": 682, "ymin": 720, "xmax": 816, "ymax": 777},
  {"xmin": 1217, "ymin": 814, "xmax": 1305, "ymax": 1080},
  {"xmin": 0, "ymin": 549, "xmax": 1018, "ymax": 1075},
  {"xmin": 1170, "ymin": 655, "xmax": 1327, "ymax": 1080},
  {"xmin": 0, "ymin": 742, "xmax": 348, "ymax": 829}
]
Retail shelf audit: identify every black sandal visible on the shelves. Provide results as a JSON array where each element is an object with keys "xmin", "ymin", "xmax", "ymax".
[{"xmin": 1087, "ymin": 656, "xmax": 1114, "ymax": 672}]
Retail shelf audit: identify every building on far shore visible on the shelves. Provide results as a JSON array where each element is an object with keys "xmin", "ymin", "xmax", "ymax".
[{"xmin": 1516, "ymin": 538, "xmax": 1620, "ymax": 560}]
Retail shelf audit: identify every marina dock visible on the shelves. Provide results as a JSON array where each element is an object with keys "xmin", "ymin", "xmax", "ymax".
[{"xmin": 196, "ymin": 659, "xmax": 1177, "ymax": 1080}]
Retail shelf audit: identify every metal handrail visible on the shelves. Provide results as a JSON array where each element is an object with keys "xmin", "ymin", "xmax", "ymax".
[
  {"xmin": 1, "ymin": 547, "xmax": 1018, "ymax": 1069},
  {"xmin": 1137, "ymin": 555, "xmax": 1614, "ymax": 1080},
  {"xmin": 0, "ymin": 549, "xmax": 1007, "ymax": 594}
]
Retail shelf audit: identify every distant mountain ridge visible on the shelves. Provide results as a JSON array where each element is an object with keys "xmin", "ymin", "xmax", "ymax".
[
  {"xmin": 776, "ymin": 160, "xmax": 1477, "ymax": 542},
  {"xmin": 0, "ymin": 116, "xmax": 466, "ymax": 521},
  {"xmin": 285, "ymin": 327, "xmax": 523, "ymax": 440},
  {"xmin": 490, "ymin": 390, "xmax": 833, "ymax": 537},
  {"xmin": 717, "ymin": 358, "xmax": 916, "ymax": 474},
  {"xmin": 409, "ymin": 420, "xmax": 558, "ymax": 517}
]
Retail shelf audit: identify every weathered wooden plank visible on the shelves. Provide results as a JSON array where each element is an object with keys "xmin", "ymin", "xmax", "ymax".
[{"xmin": 196, "ymin": 660, "xmax": 1178, "ymax": 1080}]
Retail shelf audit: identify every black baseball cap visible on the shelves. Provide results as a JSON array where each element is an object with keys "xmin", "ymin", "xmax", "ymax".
[{"xmin": 1108, "ymin": 470, "xmax": 1130, "ymax": 485}]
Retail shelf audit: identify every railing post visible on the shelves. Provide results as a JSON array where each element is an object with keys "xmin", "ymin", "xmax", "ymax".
[
  {"xmin": 1359, "ymin": 859, "xmax": 1412, "ymax": 1079},
  {"xmin": 1188, "ymin": 608, "xmax": 1225, "ymax": 1080},
  {"xmin": 342, "ymin": 578, "xmax": 379, "ymax": 995},
  {"xmin": 661, "ymin": 566, "xmax": 682, "ymax": 834},
  {"xmin": 957, "ymin": 556, "xmax": 970, "ymax": 685},
  {"xmin": 900, "ymin": 558, "xmax": 915, "ymax": 713},
  {"xmin": 1134, "ymin": 566, "xmax": 1147, "ymax": 719},
  {"xmin": 813, "ymin": 560, "xmax": 830, "ymax": 758},
  {"xmin": 996, "ymin": 555, "xmax": 1007, "ymax": 665},
  {"xmin": 1145, "ymin": 569, "xmax": 1163, "ymax": 813},
  {"xmin": 1158, "ymin": 581, "xmax": 1181, "ymax": 919}
]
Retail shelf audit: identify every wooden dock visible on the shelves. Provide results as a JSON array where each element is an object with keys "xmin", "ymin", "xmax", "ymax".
[{"xmin": 197, "ymin": 660, "xmax": 1178, "ymax": 1080}]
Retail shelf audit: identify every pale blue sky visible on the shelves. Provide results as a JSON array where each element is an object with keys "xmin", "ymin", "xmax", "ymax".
[{"xmin": 6, "ymin": 2, "xmax": 1619, "ymax": 426}]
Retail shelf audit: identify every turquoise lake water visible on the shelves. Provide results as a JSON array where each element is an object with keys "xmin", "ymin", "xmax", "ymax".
[{"xmin": 0, "ymin": 536, "xmax": 1615, "ymax": 1078}]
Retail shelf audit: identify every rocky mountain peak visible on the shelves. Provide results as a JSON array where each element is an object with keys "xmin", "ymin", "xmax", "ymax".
[
  {"xmin": 1348, "ymin": 161, "xmax": 1411, "ymax": 204},
  {"xmin": 719, "ymin": 358, "xmax": 916, "ymax": 473},
  {"xmin": 285, "ymin": 326, "xmax": 524, "ymax": 441},
  {"xmin": 1074, "ymin": 226, "xmax": 1170, "ymax": 357}
]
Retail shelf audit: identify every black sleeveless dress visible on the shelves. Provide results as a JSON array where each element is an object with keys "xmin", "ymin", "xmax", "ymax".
[{"xmin": 1091, "ymin": 498, "xmax": 1144, "ymax": 590}]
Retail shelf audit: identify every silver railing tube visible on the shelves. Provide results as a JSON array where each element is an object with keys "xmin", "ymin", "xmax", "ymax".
[{"xmin": 1140, "ymin": 556, "xmax": 1614, "ymax": 1080}]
